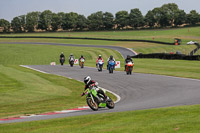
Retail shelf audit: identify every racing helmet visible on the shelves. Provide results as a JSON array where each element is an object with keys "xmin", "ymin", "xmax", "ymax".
[
  {"xmin": 81, "ymin": 55, "xmax": 83, "ymax": 58},
  {"xmin": 110, "ymin": 55, "xmax": 113, "ymax": 59},
  {"xmin": 127, "ymin": 55, "xmax": 131, "ymax": 59},
  {"xmin": 99, "ymin": 55, "xmax": 101, "ymax": 58},
  {"xmin": 70, "ymin": 53, "xmax": 73, "ymax": 56},
  {"xmin": 84, "ymin": 76, "xmax": 91, "ymax": 85}
]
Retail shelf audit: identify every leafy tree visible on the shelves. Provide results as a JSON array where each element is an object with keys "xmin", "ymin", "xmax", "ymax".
[
  {"xmin": 186, "ymin": 10, "xmax": 200, "ymax": 25},
  {"xmin": 26, "ymin": 11, "xmax": 40, "ymax": 32},
  {"xmin": 115, "ymin": 11, "xmax": 129, "ymax": 29},
  {"xmin": 57, "ymin": 12, "xmax": 65, "ymax": 30},
  {"xmin": 51, "ymin": 13, "xmax": 62, "ymax": 31},
  {"xmin": 62, "ymin": 12, "xmax": 78, "ymax": 30},
  {"xmin": 145, "ymin": 10, "xmax": 156, "ymax": 27},
  {"xmin": 129, "ymin": 8, "xmax": 144, "ymax": 28},
  {"xmin": 174, "ymin": 10, "xmax": 186, "ymax": 26},
  {"xmin": 103, "ymin": 12, "xmax": 114, "ymax": 30},
  {"xmin": 18, "ymin": 15, "xmax": 26, "ymax": 31},
  {"xmin": 161, "ymin": 3, "xmax": 179, "ymax": 26},
  {"xmin": 76, "ymin": 15, "xmax": 88, "ymax": 30},
  {"xmin": 151, "ymin": 7, "xmax": 162, "ymax": 27},
  {"xmin": 38, "ymin": 10, "xmax": 52, "ymax": 31},
  {"xmin": 0, "ymin": 19, "xmax": 10, "ymax": 32},
  {"xmin": 87, "ymin": 11, "xmax": 104, "ymax": 30},
  {"xmin": 11, "ymin": 17, "xmax": 23, "ymax": 32}
]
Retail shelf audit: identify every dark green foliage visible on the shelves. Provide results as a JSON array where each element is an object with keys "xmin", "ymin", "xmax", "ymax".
[
  {"xmin": 0, "ymin": 19, "xmax": 10, "ymax": 32},
  {"xmin": 11, "ymin": 16, "xmax": 23, "ymax": 32},
  {"xmin": 51, "ymin": 13, "xmax": 62, "ymax": 31},
  {"xmin": 26, "ymin": 11, "xmax": 40, "ymax": 32},
  {"xmin": 186, "ymin": 10, "xmax": 200, "ymax": 25},
  {"xmin": 129, "ymin": 8, "xmax": 144, "ymax": 28},
  {"xmin": 87, "ymin": 11, "xmax": 104, "ymax": 30},
  {"xmin": 115, "ymin": 10, "xmax": 129, "ymax": 29},
  {"xmin": 76, "ymin": 15, "xmax": 88, "ymax": 30},
  {"xmin": 174, "ymin": 10, "xmax": 186, "ymax": 26},
  {"xmin": 145, "ymin": 10, "xmax": 156, "ymax": 27},
  {"xmin": 103, "ymin": 12, "xmax": 114, "ymax": 30},
  {"xmin": 38, "ymin": 10, "xmax": 53, "ymax": 31}
]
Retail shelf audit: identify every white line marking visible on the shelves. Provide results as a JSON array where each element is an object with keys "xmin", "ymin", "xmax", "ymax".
[
  {"xmin": 160, "ymin": 75, "xmax": 200, "ymax": 82},
  {"xmin": 19, "ymin": 65, "xmax": 122, "ymax": 104},
  {"xmin": 126, "ymin": 47, "xmax": 138, "ymax": 55},
  {"xmin": 20, "ymin": 65, "xmax": 49, "ymax": 74}
]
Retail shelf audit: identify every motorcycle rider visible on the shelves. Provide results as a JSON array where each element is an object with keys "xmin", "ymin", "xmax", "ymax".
[
  {"xmin": 96, "ymin": 55, "xmax": 104, "ymax": 67},
  {"xmin": 69, "ymin": 53, "xmax": 75, "ymax": 64},
  {"xmin": 81, "ymin": 76, "xmax": 108, "ymax": 101},
  {"xmin": 107, "ymin": 55, "xmax": 115, "ymax": 70},
  {"xmin": 79, "ymin": 55, "xmax": 85, "ymax": 62},
  {"xmin": 79, "ymin": 55, "xmax": 85, "ymax": 66},
  {"xmin": 60, "ymin": 52, "xmax": 65, "ymax": 63},
  {"xmin": 125, "ymin": 55, "xmax": 133, "ymax": 71}
]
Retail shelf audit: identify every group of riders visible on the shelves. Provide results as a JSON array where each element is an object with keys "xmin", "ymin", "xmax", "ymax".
[
  {"xmin": 60, "ymin": 52, "xmax": 134, "ymax": 71},
  {"xmin": 59, "ymin": 52, "xmax": 134, "ymax": 110}
]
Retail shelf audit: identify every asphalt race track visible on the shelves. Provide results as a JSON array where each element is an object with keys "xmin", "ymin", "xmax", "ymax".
[
  {"xmin": 1, "ymin": 65, "xmax": 200, "ymax": 124},
  {"xmin": 1, "ymin": 42, "xmax": 200, "ymax": 124}
]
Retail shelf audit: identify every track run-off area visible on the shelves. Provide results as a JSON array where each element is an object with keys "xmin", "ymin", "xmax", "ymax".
[{"xmin": 0, "ymin": 42, "xmax": 200, "ymax": 124}]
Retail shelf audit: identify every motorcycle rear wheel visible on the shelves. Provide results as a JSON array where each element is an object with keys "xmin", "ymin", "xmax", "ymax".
[{"xmin": 106, "ymin": 99, "xmax": 115, "ymax": 109}]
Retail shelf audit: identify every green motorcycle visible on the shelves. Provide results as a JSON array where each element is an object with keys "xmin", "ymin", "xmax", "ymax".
[{"xmin": 82, "ymin": 87, "xmax": 115, "ymax": 111}]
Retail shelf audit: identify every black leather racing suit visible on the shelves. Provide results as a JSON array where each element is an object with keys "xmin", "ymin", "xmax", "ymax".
[{"xmin": 60, "ymin": 54, "xmax": 65, "ymax": 63}]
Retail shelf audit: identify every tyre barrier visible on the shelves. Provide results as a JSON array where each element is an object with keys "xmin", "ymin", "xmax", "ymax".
[{"xmin": 132, "ymin": 53, "xmax": 200, "ymax": 61}]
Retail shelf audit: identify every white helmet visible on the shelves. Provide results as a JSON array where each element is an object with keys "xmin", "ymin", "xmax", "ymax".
[{"xmin": 84, "ymin": 76, "xmax": 91, "ymax": 85}]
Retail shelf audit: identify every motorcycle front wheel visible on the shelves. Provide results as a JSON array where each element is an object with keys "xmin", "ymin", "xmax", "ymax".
[
  {"xmin": 87, "ymin": 98, "xmax": 98, "ymax": 111},
  {"xmin": 81, "ymin": 63, "xmax": 84, "ymax": 68}
]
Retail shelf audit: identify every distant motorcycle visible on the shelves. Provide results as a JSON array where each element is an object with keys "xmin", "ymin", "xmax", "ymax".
[
  {"xmin": 60, "ymin": 57, "xmax": 65, "ymax": 66},
  {"xmin": 69, "ymin": 58, "xmax": 75, "ymax": 67},
  {"xmin": 108, "ymin": 60, "xmax": 115, "ymax": 73},
  {"xmin": 126, "ymin": 62, "xmax": 134, "ymax": 75},
  {"xmin": 79, "ymin": 58, "xmax": 85, "ymax": 68},
  {"xmin": 97, "ymin": 60, "xmax": 104, "ymax": 71},
  {"xmin": 81, "ymin": 86, "xmax": 114, "ymax": 111}
]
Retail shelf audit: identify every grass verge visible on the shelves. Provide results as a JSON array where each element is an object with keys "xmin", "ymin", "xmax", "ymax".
[
  {"xmin": 1, "ymin": 104, "xmax": 200, "ymax": 133},
  {"xmin": 0, "ymin": 65, "xmax": 116, "ymax": 118},
  {"xmin": 1, "ymin": 26, "xmax": 200, "ymax": 44}
]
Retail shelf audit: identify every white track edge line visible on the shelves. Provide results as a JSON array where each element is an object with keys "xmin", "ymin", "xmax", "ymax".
[
  {"xmin": 20, "ymin": 65, "xmax": 49, "ymax": 74},
  {"xmin": 20, "ymin": 65, "xmax": 121, "ymax": 104}
]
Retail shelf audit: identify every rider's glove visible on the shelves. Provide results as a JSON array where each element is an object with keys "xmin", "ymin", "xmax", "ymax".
[{"xmin": 81, "ymin": 92, "xmax": 85, "ymax": 96}]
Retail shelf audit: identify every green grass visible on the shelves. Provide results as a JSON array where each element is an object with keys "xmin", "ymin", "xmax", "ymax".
[
  {"xmin": 132, "ymin": 44, "xmax": 197, "ymax": 55},
  {"xmin": 0, "ymin": 38, "xmax": 198, "ymax": 55},
  {"xmin": 0, "ymin": 65, "xmax": 116, "ymax": 118},
  {"xmin": 1, "ymin": 26, "xmax": 200, "ymax": 44},
  {"xmin": 0, "ymin": 30, "xmax": 200, "ymax": 132},
  {"xmin": 0, "ymin": 65, "xmax": 81, "ymax": 118},
  {"xmin": 132, "ymin": 59, "xmax": 200, "ymax": 79},
  {"xmin": 1, "ymin": 104, "xmax": 200, "ymax": 133},
  {"xmin": 0, "ymin": 44, "xmax": 120, "ymax": 118},
  {"xmin": 0, "ymin": 43, "xmax": 123, "ymax": 65}
]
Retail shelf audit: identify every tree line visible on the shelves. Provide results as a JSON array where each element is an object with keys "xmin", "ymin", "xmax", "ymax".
[{"xmin": 0, "ymin": 3, "xmax": 200, "ymax": 33}]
